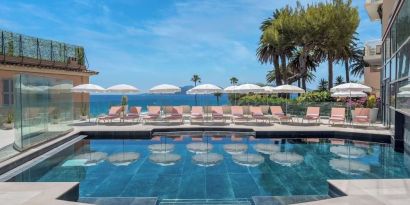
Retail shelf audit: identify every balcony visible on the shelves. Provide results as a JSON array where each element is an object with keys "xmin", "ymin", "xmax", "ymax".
[
  {"xmin": 365, "ymin": 0, "xmax": 383, "ymax": 21},
  {"xmin": 364, "ymin": 40, "xmax": 382, "ymax": 66},
  {"xmin": 0, "ymin": 30, "xmax": 92, "ymax": 72}
]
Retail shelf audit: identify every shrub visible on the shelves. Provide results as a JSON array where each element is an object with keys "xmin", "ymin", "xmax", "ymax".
[{"xmin": 296, "ymin": 91, "xmax": 334, "ymax": 103}]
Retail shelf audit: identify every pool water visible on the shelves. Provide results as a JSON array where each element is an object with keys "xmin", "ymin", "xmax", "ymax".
[{"xmin": 9, "ymin": 134, "xmax": 410, "ymax": 200}]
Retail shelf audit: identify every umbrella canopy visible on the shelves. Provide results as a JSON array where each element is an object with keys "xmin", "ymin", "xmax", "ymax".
[
  {"xmin": 398, "ymin": 91, "xmax": 410, "ymax": 97},
  {"xmin": 331, "ymin": 91, "xmax": 367, "ymax": 98},
  {"xmin": 72, "ymin": 84, "xmax": 105, "ymax": 93},
  {"xmin": 224, "ymin": 85, "xmax": 239, "ymax": 93},
  {"xmin": 149, "ymin": 84, "xmax": 181, "ymax": 94},
  {"xmin": 187, "ymin": 84, "xmax": 222, "ymax": 94},
  {"xmin": 273, "ymin": 84, "xmax": 305, "ymax": 93},
  {"xmin": 106, "ymin": 84, "xmax": 139, "ymax": 93},
  {"xmin": 330, "ymin": 83, "xmax": 372, "ymax": 93},
  {"xmin": 234, "ymin": 84, "xmax": 264, "ymax": 94},
  {"xmin": 399, "ymin": 84, "xmax": 410, "ymax": 92},
  {"xmin": 262, "ymin": 86, "xmax": 276, "ymax": 93}
]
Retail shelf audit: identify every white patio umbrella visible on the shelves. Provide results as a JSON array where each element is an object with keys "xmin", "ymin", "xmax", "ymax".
[
  {"xmin": 398, "ymin": 91, "xmax": 410, "ymax": 97},
  {"xmin": 187, "ymin": 84, "xmax": 222, "ymax": 94},
  {"xmin": 149, "ymin": 84, "xmax": 181, "ymax": 94},
  {"xmin": 330, "ymin": 83, "xmax": 372, "ymax": 93},
  {"xmin": 331, "ymin": 91, "xmax": 367, "ymax": 98},
  {"xmin": 187, "ymin": 84, "xmax": 222, "ymax": 121},
  {"xmin": 399, "ymin": 84, "xmax": 410, "ymax": 92},
  {"xmin": 272, "ymin": 84, "xmax": 305, "ymax": 114},
  {"xmin": 71, "ymin": 84, "xmax": 106, "ymax": 122},
  {"xmin": 224, "ymin": 85, "xmax": 239, "ymax": 105},
  {"xmin": 235, "ymin": 84, "xmax": 264, "ymax": 94},
  {"xmin": 106, "ymin": 84, "xmax": 140, "ymax": 93},
  {"xmin": 71, "ymin": 84, "xmax": 106, "ymax": 93}
]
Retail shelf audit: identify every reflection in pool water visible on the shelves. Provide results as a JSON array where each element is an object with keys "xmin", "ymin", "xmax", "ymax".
[
  {"xmin": 223, "ymin": 143, "xmax": 248, "ymax": 155},
  {"xmin": 107, "ymin": 152, "xmax": 140, "ymax": 166},
  {"xmin": 9, "ymin": 135, "xmax": 410, "ymax": 200},
  {"xmin": 149, "ymin": 153, "xmax": 181, "ymax": 166},
  {"xmin": 148, "ymin": 144, "xmax": 175, "ymax": 153},
  {"xmin": 270, "ymin": 152, "xmax": 304, "ymax": 167}
]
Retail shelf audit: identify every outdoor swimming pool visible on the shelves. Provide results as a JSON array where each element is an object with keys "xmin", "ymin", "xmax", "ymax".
[{"xmin": 8, "ymin": 133, "xmax": 410, "ymax": 200}]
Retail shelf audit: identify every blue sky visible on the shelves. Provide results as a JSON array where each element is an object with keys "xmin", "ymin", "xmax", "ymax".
[{"xmin": 0, "ymin": 0, "xmax": 380, "ymax": 91}]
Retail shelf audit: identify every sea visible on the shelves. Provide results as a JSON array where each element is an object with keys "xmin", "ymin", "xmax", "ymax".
[{"xmin": 88, "ymin": 94, "xmax": 229, "ymax": 116}]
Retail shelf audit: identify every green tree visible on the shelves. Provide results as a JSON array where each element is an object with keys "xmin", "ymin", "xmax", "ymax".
[
  {"xmin": 317, "ymin": 78, "xmax": 329, "ymax": 91},
  {"xmin": 191, "ymin": 74, "xmax": 201, "ymax": 105},
  {"xmin": 214, "ymin": 92, "xmax": 222, "ymax": 105},
  {"xmin": 335, "ymin": 75, "xmax": 344, "ymax": 86},
  {"xmin": 350, "ymin": 47, "xmax": 369, "ymax": 77},
  {"xmin": 230, "ymin": 77, "xmax": 238, "ymax": 85}
]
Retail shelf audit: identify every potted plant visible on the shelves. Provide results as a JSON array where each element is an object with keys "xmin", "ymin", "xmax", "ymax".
[
  {"xmin": 366, "ymin": 95, "xmax": 379, "ymax": 123},
  {"xmin": 3, "ymin": 112, "xmax": 14, "ymax": 130},
  {"xmin": 80, "ymin": 105, "xmax": 88, "ymax": 121}
]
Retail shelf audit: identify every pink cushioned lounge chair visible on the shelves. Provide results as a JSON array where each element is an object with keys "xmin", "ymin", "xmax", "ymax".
[
  {"xmin": 143, "ymin": 106, "xmax": 161, "ymax": 123},
  {"xmin": 211, "ymin": 106, "xmax": 226, "ymax": 123},
  {"xmin": 123, "ymin": 106, "xmax": 142, "ymax": 122},
  {"xmin": 190, "ymin": 106, "xmax": 204, "ymax": 124},
  {"xmin": 97, "ymin": 106, "xmax": 122, "ymax": 123},
  {"xmin": 302, "ymin": 107, "xmax": 320, "ymax": 124},
  {"xmin": 270, "ymin": 106, "xmax": 292, "ymax": 124},
  {"xmin": 329, "ymin": 107, "xmax": 346, "ymax": 125},
  {"xmin": 165, "ymin": 106, "xmax": 184, "ymax": 124},
  {"xmin": 231, "ymin": 106, "xmax": 248, "ymax": 124},
  {"xmin": 250, "ymin": 106, "xmax": 270, "ymax": 123},
  {"xmin": 352, "ymin": 108, "xmax": 371, "ymax": 126}
]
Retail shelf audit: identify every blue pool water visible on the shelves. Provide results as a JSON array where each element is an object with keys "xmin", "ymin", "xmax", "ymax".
[{"xmin": 9, "ymin": 135, "xmax": 410, "ymax": 200}]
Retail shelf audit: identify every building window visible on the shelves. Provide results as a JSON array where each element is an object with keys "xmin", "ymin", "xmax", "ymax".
[
  {"xmin": 2, "ymin": 79, "xmax": 13, "ymax": 105},
  {"xmin": 398, "ymin": 41, "xmax": 410, "ymax": 79}
]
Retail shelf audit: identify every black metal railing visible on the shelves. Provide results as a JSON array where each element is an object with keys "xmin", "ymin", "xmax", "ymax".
[{"xmin": 0, "ymin": 30, "xmax": 88, "ymax": 69}]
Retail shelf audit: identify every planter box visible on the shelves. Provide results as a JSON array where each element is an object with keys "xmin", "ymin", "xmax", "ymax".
[{"xmin": 2, "ymin": 123, "xmax": 14, "ymax": 130}]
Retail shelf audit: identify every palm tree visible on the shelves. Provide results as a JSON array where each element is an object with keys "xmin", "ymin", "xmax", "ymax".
[
  {"xmin": 191, "ymin": 74, "xmax": 201, "ymax": 105},
  {"xmin": 350, "ymin": 47, "xmax": 369, "ymax": 78},
  {"xmin": 191, "ymin": 74, "xmax": 201, "ymax": 86},
  {"xmin": 230, "ymin": 77, "xmax": 238, "ymax": 85},
  {"xmin": 335, "ymin": 75, "xmax": 344, "ymax": 86},
  {"xmin": 214, "ymin": 92, "xmax": 222, "ymax": 105},
  {"xmin": 317, "ymin": 78, "xmax": 329, "ymax": 91}
]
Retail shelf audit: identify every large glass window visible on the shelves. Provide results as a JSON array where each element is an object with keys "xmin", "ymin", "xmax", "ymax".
[
  {"xmin": 2, "ymin": 79, "xmax": 13, "ymax": 105},
  {"xmin": 396, "ymin": 0, "xmax": 410, "ymax": 48},
  {"xmin": 398, "ymin": 41, "xmax": 410, "ymax": 79},
  {"xmin": 397, "ymin": 79, "xmax": 410, "ymax": 115},
  {"xmin": 391, "ymin": 55, "xmax": 397, "ymax": 81},
  {"xmin": 390, "ymin": 83, "xmax": 397, "ymax": 108}
]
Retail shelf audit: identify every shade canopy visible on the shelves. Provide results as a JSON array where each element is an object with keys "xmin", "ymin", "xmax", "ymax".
[
  {"xmin": 224, "ymin": 85, "xmax": 239, "ymax": 93},
  {"xmin": 330, "ymin": 83, "xmax": 372, "ymax": 93},
  {"xmin": 234, "ymin": 84, "xmax": 264, "ymax": 94},
  {"xmin": 149, "ymin": 84, "xmax": 181, "ymax": 94},
  {"xmin": 331, "ymin": 91, "xmax": 367, "ymax": 98},
  {"xmin": 398, "ymin": 91, "xmax": 410, "ymax": 97},
  {"xmin": 106, "ymin": 84, "xmax": 140, "ymax": 93},
  {"xmin": 71, "ymin": 84, "xmax": 105, "ymax": 93},
  {"xmin": 273, "ymin": 84, "xmax": 305, "ymax": 94},
  {"xmin": 261, "ymin": 86, "xmax": 276, "ymax": 93},
  {"xmin": 399, "ymin": 84, "xmax": 410, "ymax": 92},
  {"xmin": 187, "ymin": 84, "xmax": 222, "ymax": 94}
]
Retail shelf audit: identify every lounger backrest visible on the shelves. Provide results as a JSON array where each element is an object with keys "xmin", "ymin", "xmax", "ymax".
[
  {"xmin": 231, "ymin": 106, "xmax": 243, "ymax": 115},
  {"xmin": 171, "ymin": 106, "xmax": 183, "ymax": 115},
  {"xmin": 148, "ymin": 106, "xmax": 161, "ymax": 115},
  {"xmin": 191, "ymin": 106, "xmax": 203, "ymax": 115},
  {"xmin": 108, "ymin": 106, "xmax": 122, "ymax": 115},
  {"xmin": 331, "ymin": 108, "xmax": 345, "ymax": 118},
  {"xmin": 306, "ymin": 107, "xmax": 320, "ymax": 117},
  {"xmin": 355, "ymin": 108, "xmax": 370, "ymax": 117},
  {"xmin": 129, "ymin": 106, "xmax": 142, "ymax": 115},
  {"xmin": 212, "ymin": 106, "xmax": 223, "ymax": 114},
  {"xmin": 270, "ymin": 106, "xmax": 284, "ymax": 115},
  {"xmin": 250, "ymin": 106, "xmax": 263, "ymax": 116}
]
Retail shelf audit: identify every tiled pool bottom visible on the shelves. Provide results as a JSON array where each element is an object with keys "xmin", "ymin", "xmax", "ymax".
[{"xmin": 8, "ymin": 135, "xmax": 410, "ymax": 200}]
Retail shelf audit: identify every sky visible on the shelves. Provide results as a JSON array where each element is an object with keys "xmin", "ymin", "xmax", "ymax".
[{"xmin": 0, "ymin": 0, "xmax": 381, "ymax": 91}]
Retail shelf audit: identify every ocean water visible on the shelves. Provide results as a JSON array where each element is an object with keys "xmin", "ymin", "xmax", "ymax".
[{"xmin": 88, "ymin": 94, "xmax": 229, "ymax": 116}]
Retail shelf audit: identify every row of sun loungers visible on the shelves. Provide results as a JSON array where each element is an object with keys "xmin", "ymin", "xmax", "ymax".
[{"xmin": 96, "ymin": 105, "xmax": 373, "ymax": 126}]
